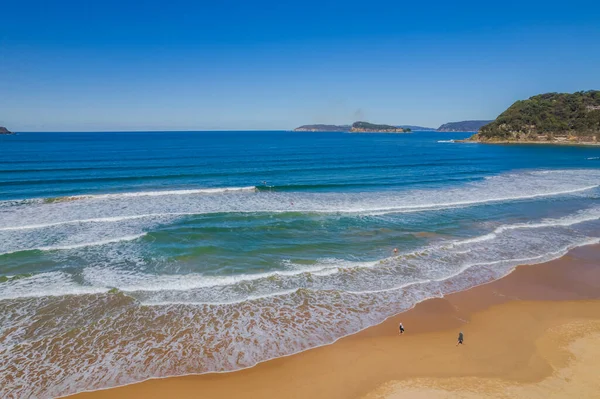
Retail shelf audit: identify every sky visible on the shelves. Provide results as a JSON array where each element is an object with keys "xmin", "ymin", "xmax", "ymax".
[{"xmin": 1, "ymin": 0, "xmax": 599, "ymax": 131}]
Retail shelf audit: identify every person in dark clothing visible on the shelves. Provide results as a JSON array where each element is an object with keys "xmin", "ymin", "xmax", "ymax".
[
  {"xmin": 398, "ymin": 322, "xmax": 405, "ymax": 335},
  {"xmin": 456, "ymin": 331, "xmax": 464, "ymax": 346}
]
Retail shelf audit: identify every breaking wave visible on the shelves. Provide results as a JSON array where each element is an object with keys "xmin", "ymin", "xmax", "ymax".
[
  {"xmin": 2, "ymin": 168, "xmax": 600, "ymax": 398},
  {"xmin": 39, "ymin": 186, "xmax": 257, "ymax": 202},
  {"xmin": 3, "ymin": 205, "xmax": 599, "ymax": 303}
]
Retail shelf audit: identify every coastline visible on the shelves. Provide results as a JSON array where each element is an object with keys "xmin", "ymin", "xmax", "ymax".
[
  {"xmin": 67, "ymin": 244, "xmax": 600, "ymax": 399},
  {"xmin": 458, "ymin": 139, "xmax": 600, "ymax": 146}
]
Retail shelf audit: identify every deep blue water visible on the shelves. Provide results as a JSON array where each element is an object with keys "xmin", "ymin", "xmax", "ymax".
[
  {"xmin": 2, "ymin": 131, "xmax": 599, "ymax": 200},
  {"xmin": 1, "ymin": 131, "xmax": 600, "ymax": 397}
]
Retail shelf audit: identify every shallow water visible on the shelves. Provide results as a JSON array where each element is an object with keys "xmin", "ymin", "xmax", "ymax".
[{"xmin": 1, "ymin": 131, "xmax": 600, "ymax": 398}]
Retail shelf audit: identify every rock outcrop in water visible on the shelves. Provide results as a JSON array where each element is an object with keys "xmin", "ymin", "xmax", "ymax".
[
  {"xmin": 0, "ymin": 126, "xmax": 14, "ymax": 135},
  {"xmin": 468, "ymin": 91, "xmax": 600, "ymax": 145}
]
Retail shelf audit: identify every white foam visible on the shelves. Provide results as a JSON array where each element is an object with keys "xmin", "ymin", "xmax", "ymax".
[
  {"xmin": 450, "ymin": 206, "xmax": 600, "ymax": 247},
  {"xmin": 0, "ymin": 213, "xmax": 188, "ymax": 231},
  {"xmin": 69, "ymin": 208, "xmax": 600, "ymax": 303},
  {"xmin": 0, "ymin": 233, "xmax": 147, "ymax": 255},
  {"xmin": 3, "ymin": 205, "xmax": 600, "ymax": 302},
  {"xmin": 63, "ymin": 186, "xmax": 258, "ymax": 200},
  {"xmin": 4, "ymin": 168, "xmax": 600, "ymax": 398},
  {"xmin": 2, "ymin": 181, "xmax": 596, "ymax": 231},
  {"xmin": 437, "ymin": 139, "xmax": 455, "ymax": 143},
  {"xmin": 0, "ymin": 271, "xmax": 108, "ymax": 301},
  {"xmin": 2, "ymin": 220, "xmax": 599, "ymax": 399},
  {"xmin": 141, "ymin": 288, "xmax": 303, "ymax": 306},
  {"xmin": 369, "ymin": 184, "xmax": 598, "ymax": 213},
  {"xmin": 81, "ymin": 259, "xmax": 374, "ymax": 295},
  {"xmin": 1, "ymin": 170, "xmax": 599, "ymax": 237},
  {"xmin": 495, "ymin": 207, "xmax": 600, "ymax": 233}
]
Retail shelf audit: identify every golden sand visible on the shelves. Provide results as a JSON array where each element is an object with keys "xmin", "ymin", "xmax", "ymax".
[
  {"xmin": 365, "ymin": 324, "xmax": 600, "ymax": 399},
  {"xmin": 68, "ymin": 246, "xmax": 600, "ymax": 399}
]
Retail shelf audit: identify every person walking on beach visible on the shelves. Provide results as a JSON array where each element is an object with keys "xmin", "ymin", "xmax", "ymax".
[
  {"xmin": 456, "ymin": 331, "xmax": 464, "ymax": 346},
  {"xmin": 399, "ymin": 322, "xmax": 405, "ymax": 335}
]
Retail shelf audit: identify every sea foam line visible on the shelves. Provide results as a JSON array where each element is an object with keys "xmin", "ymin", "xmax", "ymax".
[
  {"xmin": 67, "ymin": 186, "xmax": 258, "ymax": 200},
  {"xmin": 5, "ymin": 209, "xmax": 600, "ymax": 305},
  {"xmin": 346, "ymin": 237, "xmax": 600, "ymax": 296},
  {"xmin": 1, "ymin": 184, "xmax": 598, "ymax": 231},
  {"xmin": 0, "ymin": 186, "xmax": 258, "ymax": 205},
  {"xmin": 81, "ymin": 260, "xmax": 376, "ymax": 295},
  {"xmin": 140, "ymin": 288, "xmax": 303, "ymax": 306},
  {"xmin": 449, "ymin": 207, "xmax": 600, "ymax": 247},
  {"xmin": 3, "ymin": 206, "xmax": 600, "ymax": 296},
  {"xmin": 4, "ymin": 208, "xmax": 599, "ymax": 301},
  {"xmin": 18, "ymin": 237, "xmax": 599, "ymax": 399},
  {"xmin": 357, "ymin": 184, "xmax": 599, "ymax": 214},
  {"xmin": 84, "ymin": 237, "xmax": 600, "ymax": 306},
  {"xmin": 0, "ymin": 233, "xmax": 147, "ymax": 256},
  {"xmin": 2, "ymin": 236, "xmax": 599, "ymax": 303},
  {"xmin": 0, "ymin": 214, "xmax": 189, "ymax": 231},
  {"xmin": 0, "ymin": 271, "xmax": 110, "ymax": 301}
]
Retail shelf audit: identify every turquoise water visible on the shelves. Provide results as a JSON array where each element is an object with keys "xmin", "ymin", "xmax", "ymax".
[{"xmin": 1, "ymin": 131, "xmax": 600, "ymax": 397}]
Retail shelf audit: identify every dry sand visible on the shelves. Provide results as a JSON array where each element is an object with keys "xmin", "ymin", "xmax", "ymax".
[{"xmin": 68, "ymin": 245, "xmax": 600, "ymax": 399}]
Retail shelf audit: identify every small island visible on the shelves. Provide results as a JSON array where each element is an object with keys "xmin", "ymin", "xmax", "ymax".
[
  {"xmin": 293, "ymin": 124, "xmax": 351, "ymax": 132},
  {"xmin": 399, "ymin": 125, "xmax": 436, "ymax": 131},
  {"xmin": 468, "ymin": 90, "xmax": 600, "ymax": 145},
  {"xmin": 0, "ymin": 126, "xmax": 14, "ymax": 135},
  {"xmin": 349, "ymin": 121, "xmax": 409, "ymax": 133},
  {"xmin": 293, "ymin": 121, "xmax": 410, "ymax": 133},
  {"xmin": 437, "ymin": 120, "xmax": 493, "ymax": 132}
]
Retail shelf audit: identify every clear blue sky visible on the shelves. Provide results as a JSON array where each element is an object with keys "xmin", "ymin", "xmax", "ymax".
[{"xmin": 1, "ymin": 0, "xmax": 599, "ymax": 131}]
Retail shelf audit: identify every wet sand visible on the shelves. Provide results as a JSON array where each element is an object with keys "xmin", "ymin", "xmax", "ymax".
[{"xmin": 68, "ymin": 245, "xmax": 600, "ymax": 399}]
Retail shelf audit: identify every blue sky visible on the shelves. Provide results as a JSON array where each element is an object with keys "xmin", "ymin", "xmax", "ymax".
[{"xmin": 1, "ymin": 0, "xmax": 599, "ymax": 131}]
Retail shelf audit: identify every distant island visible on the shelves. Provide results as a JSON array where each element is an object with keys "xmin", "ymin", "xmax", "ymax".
[
  {"xmin": 468, "ymin": 90, "xmax": 600, "ymax": 144},
  {"xmin": 293, "ymin": 124, "xmax": 351, "ymax": 132},
  {"xmin": 350, "ymin": 121, "xmax": 408, "ymax": 133},
  {"xmin": 398, "ymin": 125, "xmax": 436, "ymax": 131},
  {"xmin": 0, "ymin": 126, "xmax": 14, "ymax": 135},
  {"xmin": 437, "ymin": 120, "xmax": 493, "ymax": 132},
  {"xmin": 294, "ymin": 121, "xmax": 410, "ymax": 133}
]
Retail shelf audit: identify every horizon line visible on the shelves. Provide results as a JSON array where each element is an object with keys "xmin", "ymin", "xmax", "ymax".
[{"xmin": 5, "ymin": 129, "xmax": 450, "ymax": 133}]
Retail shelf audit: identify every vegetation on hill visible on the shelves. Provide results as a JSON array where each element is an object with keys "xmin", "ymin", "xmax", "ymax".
[
  {"xmin": 437, "ymin": 120, "xmax": 493, "ymax": 132},
  {"xmin": 398, "ymin": 125, "xmax": 435, "ymax": 131},
  {"xmin": 474, "ymin": 91, "xmax": 600, "ymax": 143},
  {"xmin": 350, "ymin": 121, "xmax": 407, "ymax": 133},
  {"xmin": 294, "ymin": 122, "xmax": 410, "ymax": 133},
  {"xmin": 293, "ymin": 124, "xmax": 350, "ymax": 132}
]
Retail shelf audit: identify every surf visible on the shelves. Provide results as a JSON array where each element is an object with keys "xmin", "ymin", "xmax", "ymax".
[
  {"xmin": 3, "ymin": 206, "xmax": 599, "ymax": 302},
  {"xmin": 2, "ymin": 130, "xmax": 600, "ymax": 399}
]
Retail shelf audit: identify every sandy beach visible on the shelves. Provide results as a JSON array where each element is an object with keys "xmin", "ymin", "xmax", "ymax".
[
  {"xmin": 67, "ymin": 244, "xmax": 600, "ymax": 399},
  {"xmin": 4, "ymin": 2, "xmax": 600, "ymax": 397}
]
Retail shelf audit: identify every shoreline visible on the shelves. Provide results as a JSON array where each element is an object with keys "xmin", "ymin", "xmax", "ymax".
[
  {"xmin": 458, "ymin": 139, "xmax": 600, "ymax": 146},
  {"xmin": 68, "ymin": 244, "xmax": 600, "ymax": 399}
]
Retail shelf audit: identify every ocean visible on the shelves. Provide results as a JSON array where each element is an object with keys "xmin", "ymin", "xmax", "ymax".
[{"xmin": 1, "ymin": 131, "xmax": 600, "ymax": 398}]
